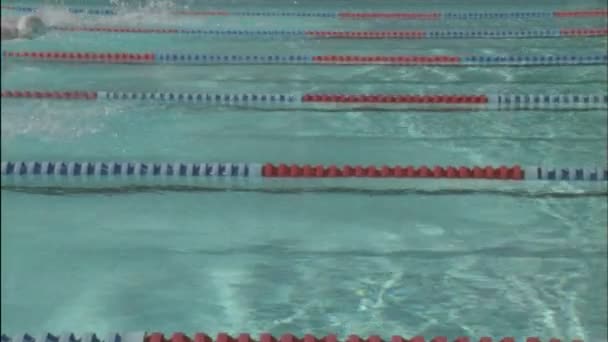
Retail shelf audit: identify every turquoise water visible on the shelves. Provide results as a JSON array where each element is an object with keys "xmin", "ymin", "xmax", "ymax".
[{"xmin": 1, "ymin": 0, "xmax": 608, "ymax": 339}]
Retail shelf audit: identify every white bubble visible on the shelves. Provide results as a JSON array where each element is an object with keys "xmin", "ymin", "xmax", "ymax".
[{"xmin": 416, "ymin": 223, "xmax": 445, "ymax": 236}]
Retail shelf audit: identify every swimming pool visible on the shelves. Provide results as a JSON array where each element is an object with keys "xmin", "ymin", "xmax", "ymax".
[{"xmin": 1, "ymin": 0, "xmax": 607, "ymax": 340}]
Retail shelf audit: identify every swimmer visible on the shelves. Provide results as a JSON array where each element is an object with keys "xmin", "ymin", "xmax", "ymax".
[{"xmin": 1, "ymin": 15, "xmax": 47, "ymax": 40}]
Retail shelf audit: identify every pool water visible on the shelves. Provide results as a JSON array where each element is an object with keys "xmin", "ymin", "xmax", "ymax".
[{"xmin": 1, "ymin": 0, "xmax": 607, "ymax": 339}]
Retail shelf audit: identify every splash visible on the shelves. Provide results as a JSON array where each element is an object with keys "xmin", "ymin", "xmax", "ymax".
[
  {"xmin": 20, "ymin": 0, "xmax": 194, "ymax": 28},
  {"xmin": 108, "ymin": 0, "xmax": 178, "ymax": 17}
]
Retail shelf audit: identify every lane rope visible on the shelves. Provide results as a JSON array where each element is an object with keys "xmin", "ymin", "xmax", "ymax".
[
  {"xmin": 0, "ymin": 334, "xmax": 590, "ymax": 342},
  {"xmin": 46, "ymin": 26, "xmax": 608, "ymax": 39},
  {"xmin": 4, "ymin": 51, "xmax": 607, "ymax": 66},
  {"xmin": 0, "ymin": 333, "xmax": 589, "ymax": 342},
  {"xmin": 2, "ymin": 4, "xmax": 607, "ymax": 20},
  {"xmin": 2, "ymin": 90, "xmax": 607, "ymax": 111},
  {"xmin": 1, "ymin": 161, "xmax": 607, "ymax": 182}
]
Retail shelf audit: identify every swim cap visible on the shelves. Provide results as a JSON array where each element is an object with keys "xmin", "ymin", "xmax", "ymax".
[{"xmin": 17, "ymin": 15, "xmax": 46, "ymax": 38}]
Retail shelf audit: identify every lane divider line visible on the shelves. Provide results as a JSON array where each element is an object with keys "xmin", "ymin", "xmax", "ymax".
[
  {"xmin": 1, "ymin": 161, "xmax": 607, "ymax": 181},
  {"xmin": 4, "ymin": 51, "xmax": 607, "ymax": 66},
  {"xmin": 45, "ymin": 26, "xmax": 608, "ymax": 39},
  {"xmin": 0, "ymin": 333, "xmax": 589, "ymax": 342},
  {"xmin": 2, "ymin": 4, "xmax": 606, "ymax": 20},
  {"xmin": 2, "ymin": 90, "xmax": 607, "ymax": 111}
]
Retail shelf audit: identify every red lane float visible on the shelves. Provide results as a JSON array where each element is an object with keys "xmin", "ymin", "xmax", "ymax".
[
  {"xmin": 2, "ymin": 51, "xmax": 155, "ymax": 63},
  {"xmin": 143, "ymin": 333, "xmax": 584, "ymax": 342},
  {"xmin": 0, "ymin": 90, "xmax": 97, "ymax": 100},
  {"xmin": 262, "ymin": 163, "xmax": 523, "ymax": 179},
  {"xmin": 554, "ymin": 9, "xmax": 608, "ymax": 17},
  {"xmin": 559, "ymin": 28, "xmax": 608, "ymax": 36}
]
